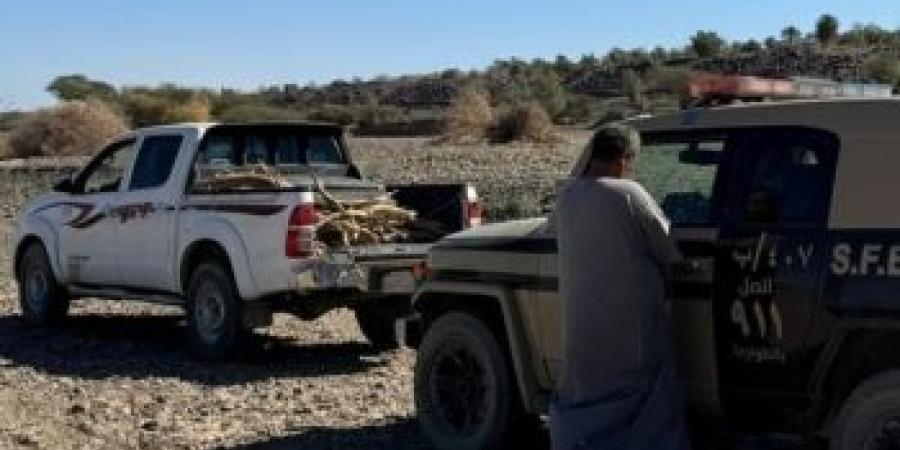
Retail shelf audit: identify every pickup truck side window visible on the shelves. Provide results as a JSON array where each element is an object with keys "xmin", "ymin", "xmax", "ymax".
[
  {"xmin": 77, "ymin": 139, "xmax": 138, "ymax": 194},
  {"xmin": 635, "ymin": 133, "xmax": 728, "ymax": 226},
  {"xmin": 129, "ymin": 135, "xmax": 183, "ymax": 190}
]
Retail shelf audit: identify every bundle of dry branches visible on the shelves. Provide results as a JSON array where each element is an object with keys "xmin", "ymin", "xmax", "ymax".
[
  {"xmin": 197, "ymin": 163, "xmax": 291, "ymax": 191},
  {"xmin": 313, "ymin": 178, "xmax": 418, "ymax": 248}
]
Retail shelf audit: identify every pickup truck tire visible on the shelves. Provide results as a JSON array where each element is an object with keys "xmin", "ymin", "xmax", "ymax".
[
  {"xmin": 415, "ymin": 312, "xmax": 526, "ymax": 450},
  {"xmin": 831, "ymin": 370, "xmax": 900, "ymax": 450},
  {"xmin": 186, "ymin": 260, "xmax": 245, "ymax": 360},
  {"xmin": 18, "ymin": 242, "xmax": 69, "ymax": 325},
  {"xmin": 354, "ymin": 296, "xmax": 409, "ymax": 350}
]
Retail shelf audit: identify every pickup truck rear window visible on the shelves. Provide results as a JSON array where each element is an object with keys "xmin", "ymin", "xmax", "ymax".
[{"xmin": 191, "ymin": 125, "xmax": 348, "ymax": 192}]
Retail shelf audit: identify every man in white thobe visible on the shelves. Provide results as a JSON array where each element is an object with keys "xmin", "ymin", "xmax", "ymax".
[{"xmin": 550, "ymin": 125, "xmax": 690, "ymax": 450}]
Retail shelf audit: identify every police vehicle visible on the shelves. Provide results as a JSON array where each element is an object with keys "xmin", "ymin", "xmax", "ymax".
[{"xmin": 400, "ymin": 98, "xmax": 900, "ymax": 450}]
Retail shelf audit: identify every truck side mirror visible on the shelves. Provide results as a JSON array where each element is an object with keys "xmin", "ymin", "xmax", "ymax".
[{"xmin": 53, "ymin": 177, "xmax": 76, "ymax": 193}]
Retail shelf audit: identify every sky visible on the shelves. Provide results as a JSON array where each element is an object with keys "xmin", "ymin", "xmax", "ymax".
[{"xmin": 1, "ymin": 0, "xmax": 898, "ymax": 111}]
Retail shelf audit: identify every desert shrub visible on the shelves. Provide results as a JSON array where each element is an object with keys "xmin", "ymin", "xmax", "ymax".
[
  {"xmin": 490, "ymin": 103, "xmax": 555, "ymax": 144},
  {"xmin": 862, "ymin": 54, "xmax": 900, "ymax": 86},
  {"xmin": 557, "ymin": 95, "xmax": 598, "ymax": 125},
  {"xmin": 357, "ymin": 104, "xmax": 406, "ymax": 129},
  {"xmin": 0, "ymin": 111, "xmax": 28, "ymax": 132},
  {"xmin": 621, "ymin": 69, "xmax": 648, "ymax": 111},
  {"xmin": 217, "ymin": 104, "xmax": 306, "ymax": 123},
  {"xmin": 124, "ymin": 92, "xmax": 211, "ymax": 127},
  {"xmin": 441, "ymin": 88, "xmax": 493, "ymax": 143},
  {"xmin": 8, "ymin": 100, "xmax": 128, "ymax": 158},
  {"xmin": 0, "ymin": 132, "xmax": 11, "ymax": 159}
]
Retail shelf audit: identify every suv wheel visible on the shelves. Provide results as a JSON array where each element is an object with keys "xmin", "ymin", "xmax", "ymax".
[
  {"xmin": 832, "ymin": 370, "xmax": 900, "ymax": 450},
  {"xmin": 354, "ymin": 296, "xmax": 409, "ymax": 350},
  {"xmin": 186, "ymin": 260, "xmax": 244, "ymax": 360},
  {"xmin": 18, "ymin": 242, "xmax": 69, "ymax": 325},
  {"xmin": 415, "ymin": 312, "xmax": 533, "ymax": 450}
]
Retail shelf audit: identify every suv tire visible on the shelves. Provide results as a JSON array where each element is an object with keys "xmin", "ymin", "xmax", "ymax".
[
  {"xmin": 354, "ymin": 296, "xmax": 409, "ymax": 350},
  {"xmin": 186, "ymin": 260, "xmax": 244, "ymax": 360},
  {"xmin": 18, "ymin": 242, "xmax": 69, "ymax": 325},
  {"xmin": 415, "ymin": 311, "xmax": 534, "ymax": 450},
  {"xmin": 832, "ymin": 370, "xmax": 900, "ymax": 450}
]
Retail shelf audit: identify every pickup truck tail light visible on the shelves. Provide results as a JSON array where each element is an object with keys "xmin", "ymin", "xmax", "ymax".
[
  {"xmin": 286, "ymin": 191, "xmax": 318, "ymax": 258},
  {"xmin": 463, "ymin": 184, "xmax": 483, "ymax": 228}
]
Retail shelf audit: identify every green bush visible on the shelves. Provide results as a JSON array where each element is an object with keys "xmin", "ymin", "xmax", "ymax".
[
  {"xmin": 863, "ymin": 54, "xmax": 900, "ymax": 86},
  {"xmin": 217, "ymin": 104, "xmax": 306, "ymax": 123},
  {"xmin": 306, "ymin": 104, "xmax": 358, "ymax": 126}
]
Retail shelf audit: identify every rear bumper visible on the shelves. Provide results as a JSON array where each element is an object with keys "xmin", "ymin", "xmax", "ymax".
[
  {"xmin": 293, "ymin": 249, "xmax": 425, "ymax": 294},
  {"xmin": 295, "ymin": 258, "xmax": 369, "ymax": 291}
]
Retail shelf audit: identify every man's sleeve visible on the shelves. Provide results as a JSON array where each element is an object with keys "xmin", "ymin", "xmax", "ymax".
[{"xmin": 629, "ymin": 183, "xmax": 683, "ymax": 266}]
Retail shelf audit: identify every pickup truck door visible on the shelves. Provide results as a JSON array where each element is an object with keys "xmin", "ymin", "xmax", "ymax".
[
  {"xmin": 58, "ymin": 138, "xmax": 139, "ymax": 286},
  {"xmin": 112, "ymin": 133, "xmax": 189, "ymax": 292}
]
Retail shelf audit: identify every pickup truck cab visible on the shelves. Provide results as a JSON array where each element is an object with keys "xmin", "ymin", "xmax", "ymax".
[
  {"xmin": 13, "ymin": 122, "xmax": 481, "ymax": 359},
  {"xmin": 405, "ymin": 99, "xmax": 900, "ymax": 450}
]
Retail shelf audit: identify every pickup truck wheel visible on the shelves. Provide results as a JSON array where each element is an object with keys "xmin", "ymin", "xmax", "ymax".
[
  {"xmin": 832, "ymin": 370, "xmax": 900, "ymax": 450},
  {"xmin": 18, "ymin": 243, "xmax": 69, "ymax": 325},
  {"xmin": 186, "ymin": 260, "xmax": 244, "ymax": 360},
  {"xmin": 415, "ymin": 312, "xmax": 525, "ymax": 450},
  {"xmin": 354, "ymin": 296, "xmax": 409, "ymax": 350}
]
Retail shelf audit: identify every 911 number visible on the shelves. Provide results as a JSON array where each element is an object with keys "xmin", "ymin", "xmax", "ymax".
[{"xmin": 731, "ymin": 299, "xmax": 783, "ymax": 341}]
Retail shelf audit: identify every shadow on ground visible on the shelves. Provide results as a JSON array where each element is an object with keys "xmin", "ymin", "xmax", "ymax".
[
  {"xmin": 221, "ymin": 419, "xmax": 430, "ymax": 450},
  {"xmin": 0, "ymin": 312, "xmax": 385, "ymax": 385},
  {"xmin": 221, "ymin": 418, "xmax": 551, "ymax": 450}
]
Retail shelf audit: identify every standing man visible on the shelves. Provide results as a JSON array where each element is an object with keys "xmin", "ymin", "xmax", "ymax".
[{"xmin": 550, "ymin": 125, "xmax": 689, "ymax": 450}]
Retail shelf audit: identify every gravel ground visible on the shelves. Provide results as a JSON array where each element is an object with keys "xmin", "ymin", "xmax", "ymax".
[
  {"xmin": 0, "ymin": 274, "xmax": 427, "ymax": 450},
  {"xmin": 350, "ymin": 132, "xmax": 591, "ymax": 221},
  {"xmin": 0, "ymin": 135, "xmax": 597, "ymax": 450}
]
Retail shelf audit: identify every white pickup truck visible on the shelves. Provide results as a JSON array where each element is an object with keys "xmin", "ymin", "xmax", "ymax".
[{"xmin": 12, "ymin": 122, "xmax": 481, "ymax": 359}]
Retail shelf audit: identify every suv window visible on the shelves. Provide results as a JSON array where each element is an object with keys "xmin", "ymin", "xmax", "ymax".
[
  {"xmin": 78, "ymin": 139, "xmax": 138, "ymax": 194},
  {"xmin": 129, "ymin": 135, "xmax": 183, "ymax": 190},
  {"xmin": 636, "ymin": 134, "xmax": 727, "ymax": 225},
  {"xmin": 730, "ymin": 128, "xmax": 838, "ymax": 226}
]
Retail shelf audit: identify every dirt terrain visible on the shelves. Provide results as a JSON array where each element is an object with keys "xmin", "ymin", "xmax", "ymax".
[{"xmin": 0, "ymin": 134, "xmax": 591, "ymax": 450}]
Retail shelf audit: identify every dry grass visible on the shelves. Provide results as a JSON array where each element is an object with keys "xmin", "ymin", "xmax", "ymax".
[
  {"xmin": 440, "ymin": 88, "xmax": 493, "ymax": 144},
  {"xmin": 491, "ymin": 103, "xmax": 557, "ymax": 144},
  {"xmin": 7, "ymin": 100, "xmax": 128, "ymax": 159}
]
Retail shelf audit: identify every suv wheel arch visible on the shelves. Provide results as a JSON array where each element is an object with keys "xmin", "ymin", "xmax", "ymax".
[
  {"xmin": 413, "ymin": 282, "xmax": 546, "ymax": 414},
  {"xmin": 814, "ymin": 325, "xmax": 900, "ymax": 434}
]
